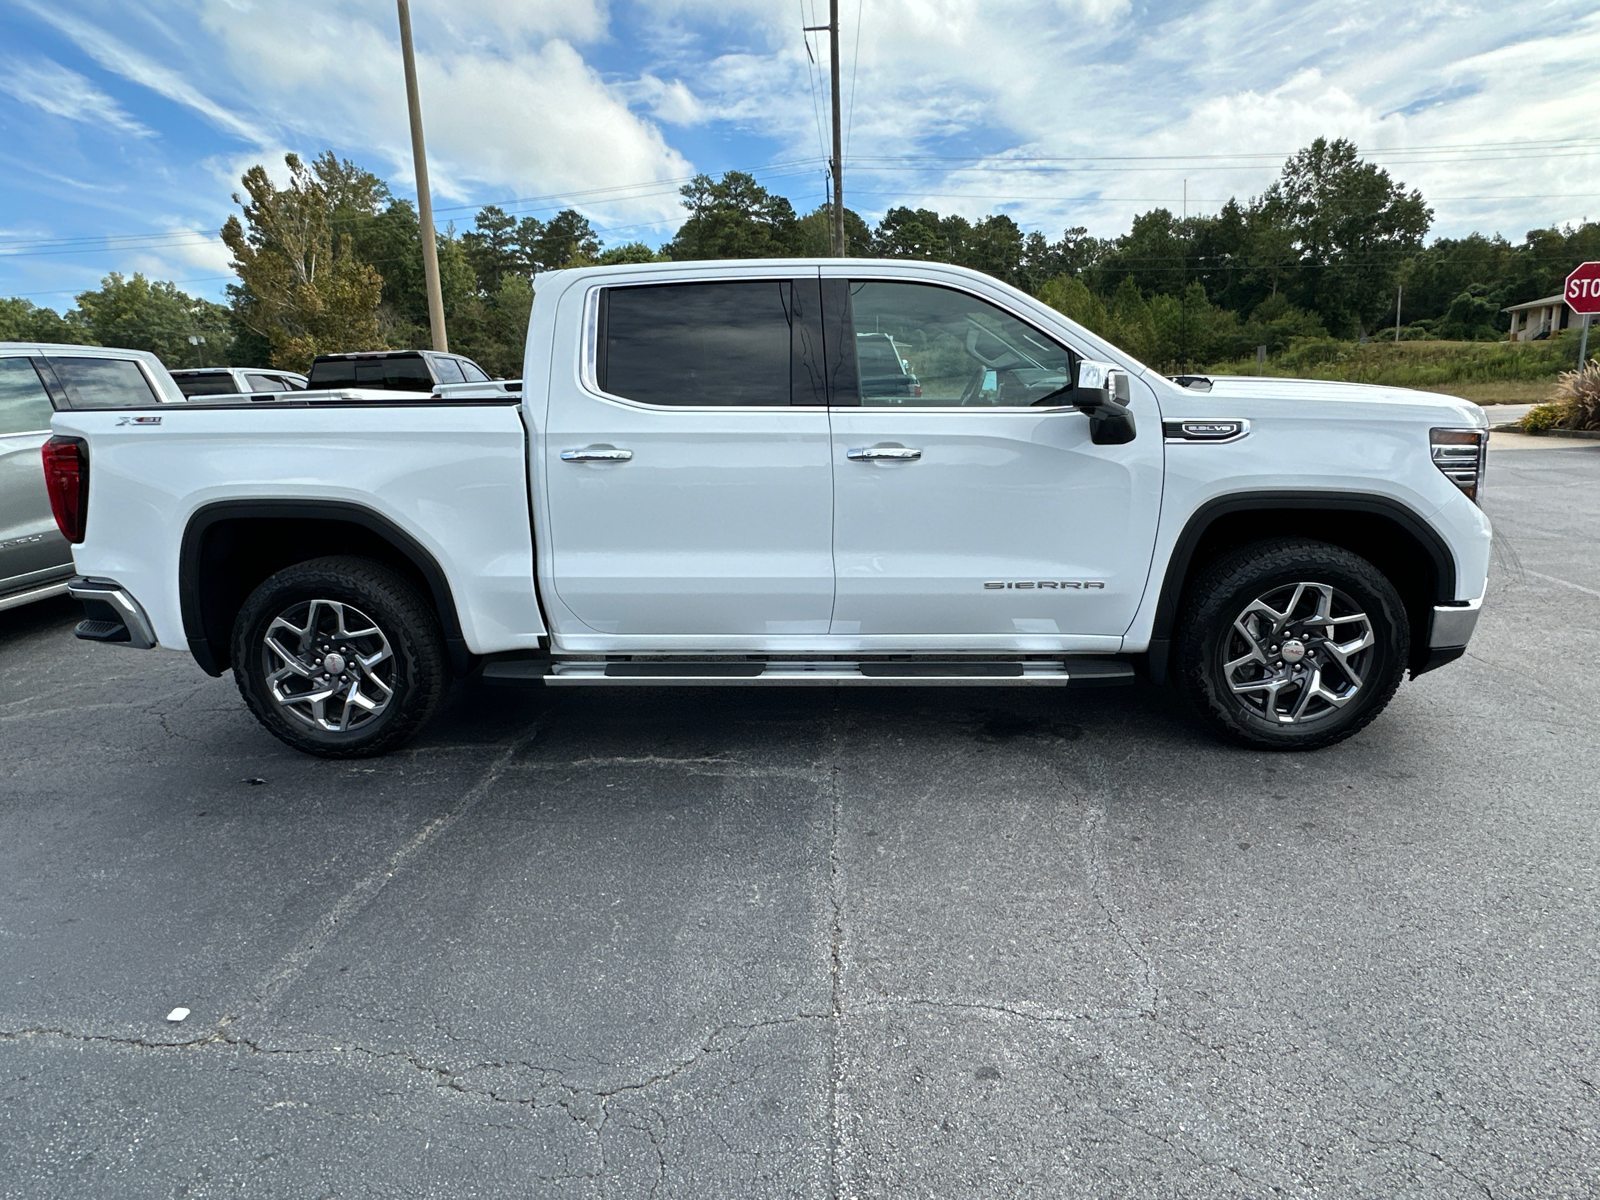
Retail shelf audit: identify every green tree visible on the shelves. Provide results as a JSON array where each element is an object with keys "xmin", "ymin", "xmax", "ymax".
[
  {"xmin": 1036, "ymin": 274, "xmax": 1109, "ymax": 338},
  {"xmin": 461, "ymin": 205, "xmax": 521, "ymax": 291},
  {"xmin": 1261, "ymin": 137, "xmax": 1432, "ymax": 336},
  {"xmin": 796, "ymin": 205, "xmax": 872, "ymax": 256},
  {"xmin": 669, "ymin": 172, "xmax": 801, "ymax": 259},
  {"xmin": 527, "ymin": 209, "xmax": 601, "ymax": 270},
  {"xmin": 221, "ymin": 152, "xmax": 385, "ymax": 370},
  {"xmin": 72, "ymin": 273, "xmax": 232, "ymax": 367},
  {"xmin": 873, "ymin": 207, "xmax": 950, "ymax": 260},
  {"xmin": 0, "ymin": 297, "xmax": 92, "ymax": 345},
  {"xmin": 597, "ymin": 242, "xmax": 666, "ymax": 265}
]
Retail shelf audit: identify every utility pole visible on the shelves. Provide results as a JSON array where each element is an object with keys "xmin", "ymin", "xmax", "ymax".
[
  {"xmin": 805, "ymin": 2, "xmax": 845, "ymax": 256},
  {"xmin": 1395, "ymin": 286, "xmax": 1402, "ymax": 342},
  {"xmin": 397, "ymin": 0, "xmax": 448, "ymax": 351}
]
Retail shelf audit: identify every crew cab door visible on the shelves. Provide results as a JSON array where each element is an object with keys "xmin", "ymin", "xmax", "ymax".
[
  {"xmin": 824, "ymin": 274, "xmax": 1163, "ymax": 645},
  {"xmin": 542, "ymin": 275, "xmax": 837, "ymax": 640}
]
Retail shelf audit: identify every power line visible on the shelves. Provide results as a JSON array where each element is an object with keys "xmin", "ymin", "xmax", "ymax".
[
  {"xmin": 845, "ymin": 0, "xmax": 862, "ymax": 159},
  {"xmin": 799, "ymin": 1, "xmax": 830, "ymax": 168}
]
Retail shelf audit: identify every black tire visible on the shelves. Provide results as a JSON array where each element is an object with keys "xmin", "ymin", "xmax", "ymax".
[
  {"xmin": 1175, "ymin": 539, "xmax": 1409, "ymax": 751},
  {"xmin": 231, "ymin": 556, "xmax": 446, "ymax": 758}
]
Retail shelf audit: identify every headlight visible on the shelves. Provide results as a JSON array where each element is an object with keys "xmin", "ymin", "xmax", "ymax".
[{"xmin": 1430, "ymin": 428, "xmax": 1487, "ymax": 503}]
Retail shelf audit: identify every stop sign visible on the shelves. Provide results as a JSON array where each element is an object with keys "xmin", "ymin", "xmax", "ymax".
[{"xmin": 1564, "ymin": 262, "xmax": 1600, "ymax": 315}]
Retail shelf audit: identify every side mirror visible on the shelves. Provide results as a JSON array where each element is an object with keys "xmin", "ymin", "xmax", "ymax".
[{"xmin": 1073, "ymin": 360, "xmax": 1137, "ymax": 445}]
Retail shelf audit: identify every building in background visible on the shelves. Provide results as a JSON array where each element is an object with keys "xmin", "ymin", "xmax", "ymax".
[{"xmin": 1504, "ymin": 294, "xmax": 1575, "ymax": 341}]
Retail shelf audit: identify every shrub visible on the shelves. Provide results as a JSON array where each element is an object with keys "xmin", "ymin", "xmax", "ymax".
[
  {"xmin": 1521, "ymin": 403, "xmax": 1563, "ymax": 432},
  {"xmin": 1551, "ymin": 363, "xmax": 1600, "ymax": 430}
]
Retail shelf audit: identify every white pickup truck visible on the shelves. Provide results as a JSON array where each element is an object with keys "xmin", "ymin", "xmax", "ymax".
[{"xmin": 46, "ymin": 259, "xmax": 1491, "ymax": 756}]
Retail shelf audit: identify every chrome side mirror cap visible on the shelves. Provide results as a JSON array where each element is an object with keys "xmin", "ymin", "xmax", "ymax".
[{"xmin": 1073, "ymin": 360, "xmax": 1136, "ymax": 445}]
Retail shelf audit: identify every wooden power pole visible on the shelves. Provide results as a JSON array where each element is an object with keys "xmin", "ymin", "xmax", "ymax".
[
  {"xmin": 397, "ymin": 0, "xmax": 448, "ymax": 351},
  {"xmin": 806, "ymin": 2, "xmax": 846, "ymax": 256}
]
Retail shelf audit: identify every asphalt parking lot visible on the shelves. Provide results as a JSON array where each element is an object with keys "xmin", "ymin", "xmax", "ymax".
[{"xmin": 3, "ymin": 437, "xmax": 1598, "ymax": 1199}]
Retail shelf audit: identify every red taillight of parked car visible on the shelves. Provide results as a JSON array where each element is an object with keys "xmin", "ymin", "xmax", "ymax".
[
  {"xmin": 911, "ymin": 384, "xmax": 922, "ymax": 398},
  {"xmin": 42, "ymin": 436, "xmax": 89, "ymax": 543}
]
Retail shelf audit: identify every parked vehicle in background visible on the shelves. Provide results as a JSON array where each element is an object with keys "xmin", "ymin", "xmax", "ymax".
[
  {"xmin": 855, "ymin": 332, "xmax": 922, "ymax": 400},
  {"xmin": 1, "ymin": 343, "xmax": 184, "ymax": 611},
  {"xmin": 50, "ymin": 259, "xmax": 1492, "ymax": 757},
  {"xmin": 170, "ymin": 367, "xmax": 307, "ymax": 398},
  {"xmin": 306, "ymin": 350, "xmax": 495, "ymax": 392}
]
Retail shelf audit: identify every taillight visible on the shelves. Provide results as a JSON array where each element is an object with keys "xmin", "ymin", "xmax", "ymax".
[
  {"xmin": 42, "ymin": 436, "xmax": 89, "ymax": 543},
  {"xmin": 911, "ymin": 384, "xmax": 922, "ymax": 398},
  {"xmin": 1430, "ymin": 428, "xmax": 1486, "ymax": 503}
]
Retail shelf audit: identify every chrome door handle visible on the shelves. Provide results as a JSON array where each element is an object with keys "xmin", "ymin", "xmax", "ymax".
[
  {"xmin": 847, "ymin": 445, "xmax": 921, "ymax": 461},
  {"xmin": 561, "ymin": 446, "xmax": 633, "ymax": 462}
]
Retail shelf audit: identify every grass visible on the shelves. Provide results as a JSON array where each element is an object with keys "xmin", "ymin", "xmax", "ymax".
[{"xmin": 1201, "ymin": 335, "xmax": 1584, "ymax": 403}]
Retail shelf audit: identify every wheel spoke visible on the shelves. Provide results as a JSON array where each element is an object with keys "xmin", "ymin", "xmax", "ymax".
[
  {"xmin": 260, "ymin": 596, "xmax": 396, "ymax": 734},
  {"xmin": 1222, "ymin": 579, "xmax": 1377, "ymax": 727}
]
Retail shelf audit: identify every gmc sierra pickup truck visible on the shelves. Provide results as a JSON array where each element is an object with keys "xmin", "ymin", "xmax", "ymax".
[{"xmin": 44, "ymin": 259, "xmax": 1491, "ymax": 756}]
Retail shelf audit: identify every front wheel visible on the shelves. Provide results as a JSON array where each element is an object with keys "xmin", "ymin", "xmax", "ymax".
[
  {"xmin": 1175, "ymin": 539, "xmax": 1409, "ymax": 751},
  {"xmin": 231, "ymin": 556, "xmax": 447, "ymax": 757}
]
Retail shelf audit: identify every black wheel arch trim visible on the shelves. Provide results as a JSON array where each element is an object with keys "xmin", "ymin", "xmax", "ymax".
[
  {"xmin": 179, "ymin": 499, "xmax": 471, "ymax": 677},
  {"xmin": 1144, "ymin": 490, "xmax": 1457, "ymax": 684}
]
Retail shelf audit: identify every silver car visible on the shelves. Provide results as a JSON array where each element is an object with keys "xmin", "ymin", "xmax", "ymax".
[{"xmin": 0, "ymin": 343, "xmax": 184, "ymax": 611}]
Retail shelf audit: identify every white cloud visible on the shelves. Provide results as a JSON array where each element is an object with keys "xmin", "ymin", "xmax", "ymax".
[
  {"xmin": 187, "ymin": 1, "xmax": 694, "ymax": 232},
  {"xmin": 0, "ymin": 56, "xmax": 153, "ymax": 137},
  {"xmin": 17, "ymin": 0, "xmax": 270, "ymax": 144},
  {"xmin": 627, "ymin": 0, "xmax": 1600, "ymax": 239}
]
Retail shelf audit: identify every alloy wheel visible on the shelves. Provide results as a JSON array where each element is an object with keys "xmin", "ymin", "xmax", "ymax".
[
  {"xmin": 1222, "ymin": 581, "xmax": 1375, "ymax": 725},
  {"xmin": 261, "ymin": 598, "xmax": 397, "ymax": 732}
]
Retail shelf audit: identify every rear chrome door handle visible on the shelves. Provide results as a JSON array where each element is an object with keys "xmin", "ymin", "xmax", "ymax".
[
  {"xmin": 561, "ymin": 446, "xmax": 633, "ymax": 462},
  {"xmin": 847, "ymin": 445, "xmax": 921, "ymax": 461}
]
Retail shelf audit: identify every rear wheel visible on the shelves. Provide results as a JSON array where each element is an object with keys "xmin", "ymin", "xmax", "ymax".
[
  {"xmin": 1175, "ymin": 539, "xmax": 1409, "ymax": 750},
  {"xmin": 231, "ymin": 556, "xmax": 446, "ymax": 757}
]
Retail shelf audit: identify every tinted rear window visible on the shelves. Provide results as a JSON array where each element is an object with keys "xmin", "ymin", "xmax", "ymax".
[
  {"xmin": 308, "ymin": 357, "xmax": 434, "ymax": 392},
  {"xmin": 173, "ymin": 373, "xmax": 240, "ymax": 396},
  {"xmin": 47, "ymin": 357, "xmax": 159, "ymax": 408},
  {"xmin": 599, "ymin": 281, "xmax": 796, "ymax": 406}
]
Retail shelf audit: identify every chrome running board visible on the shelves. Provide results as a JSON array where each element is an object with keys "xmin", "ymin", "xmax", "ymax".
[{"xmin": 484, "ymin": 658, "xmax": 1135, "ymax": 688}]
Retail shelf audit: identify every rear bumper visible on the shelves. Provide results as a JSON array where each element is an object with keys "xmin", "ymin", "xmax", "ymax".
[{"xmin": 68, "ymin": 577, "xmax": 157, "ymax": 649}]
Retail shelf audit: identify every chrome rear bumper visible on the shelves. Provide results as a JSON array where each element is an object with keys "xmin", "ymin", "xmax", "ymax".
[{"xmin": 68, "ymin": 577, "xmax": 157, "ymax": 649}]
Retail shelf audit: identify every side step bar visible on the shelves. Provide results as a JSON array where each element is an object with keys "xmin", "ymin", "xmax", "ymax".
[{"xmin": 483, "ymin": 658, "xmax": 1135, "ymax": 688}]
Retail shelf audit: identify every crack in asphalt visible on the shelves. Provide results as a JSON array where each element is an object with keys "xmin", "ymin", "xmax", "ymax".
[{"xmin": 214, "ymin": 726, "xmax": 544, "ymax": 1036}]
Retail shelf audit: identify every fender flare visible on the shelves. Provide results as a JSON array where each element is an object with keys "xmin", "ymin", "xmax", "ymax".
[
  {"xmin": 1145, "ymin": 490, "xmax": 1457, "ymax": 683},
  {"xmin": 179, "ymin": 499, "xmax": 470, "ymax": 676}
]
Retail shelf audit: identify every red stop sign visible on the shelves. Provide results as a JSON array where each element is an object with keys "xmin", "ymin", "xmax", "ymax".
[{"xmin": 1565, "ymin": 262, "xmax": 1600, "ymax": 314}]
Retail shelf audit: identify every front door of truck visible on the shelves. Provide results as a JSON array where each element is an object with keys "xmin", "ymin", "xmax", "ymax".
[
  {"xmin": 543, "ymin": 276, "xmax": 838, "ymax": 641},
  {"xmin": 825, "ymin": 277, "xmax": 1164, "ymax": 646}
]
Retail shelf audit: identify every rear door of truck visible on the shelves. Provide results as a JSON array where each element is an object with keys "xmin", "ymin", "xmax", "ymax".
[{"xmin": 540, "ymin": 272, "xmax": 838, "ymax": 639}]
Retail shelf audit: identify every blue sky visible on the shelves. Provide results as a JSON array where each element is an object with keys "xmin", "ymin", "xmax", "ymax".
[{"xmin": 3, "ymin": 0, "xmax": 1599, "ymax": 310}]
